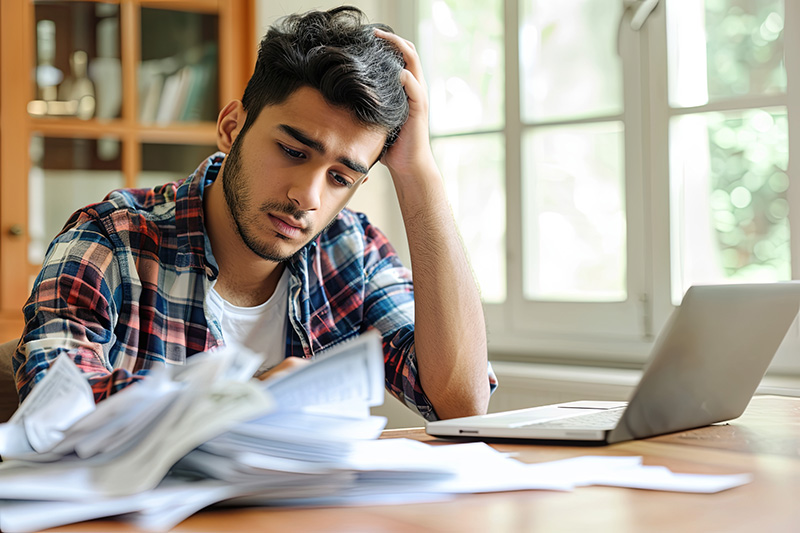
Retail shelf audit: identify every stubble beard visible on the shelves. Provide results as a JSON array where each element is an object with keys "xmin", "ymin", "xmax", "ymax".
[{"xmin": 222, "ymin": 134, "xmax": 318, "ymax": 263}]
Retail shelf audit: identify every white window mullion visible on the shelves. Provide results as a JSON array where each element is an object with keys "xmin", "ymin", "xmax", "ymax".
[
  {"xmin": 784, "ymin": 0, "xmax": 800, "ymax": 279},
  {"xmin": 645, "ymin": 2, "xmax": 677, "ymax": 334},
  {"xmin": 669, "ymin": 94, "xmax": 788, "ymax": 116},
  {"xmin": 500, "ymin": 0, "xmax": 523, "ymax": 340},
  {"xmin": 620, "ymin": 0, "xmax": 651, "ymax": 339}
]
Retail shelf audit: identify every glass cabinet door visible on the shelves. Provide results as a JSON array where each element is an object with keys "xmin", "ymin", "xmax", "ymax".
[
  {"xmin": 138, "ymin": 143, "xmax": 218, "ymax": 189},
  {"xmin": 28, "ymin": 135, "xmax": 124, "ymax": 270}
]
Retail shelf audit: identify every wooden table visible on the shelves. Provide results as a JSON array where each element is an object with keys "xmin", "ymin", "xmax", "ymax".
[{"xmin": 48, "ymin": 395, "xmax": 800, "ymax": 532}]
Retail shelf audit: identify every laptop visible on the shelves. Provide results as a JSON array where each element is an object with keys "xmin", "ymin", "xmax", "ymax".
[{"xmin": 426, "ymin": 282, "xmax": 800, "ymax": 444}]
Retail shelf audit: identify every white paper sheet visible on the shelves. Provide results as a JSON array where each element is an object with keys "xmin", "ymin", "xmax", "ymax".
[
  {"xmin": 263, "ymin": 330, "xmax": 384, "ymax": 411},
  {"xmin": 521, "ymin": 455, "xmax": 753, "ymax": 493},
  {"xmin": 0, "ymin": 354, "xmax": 95, "ymax": 457}
]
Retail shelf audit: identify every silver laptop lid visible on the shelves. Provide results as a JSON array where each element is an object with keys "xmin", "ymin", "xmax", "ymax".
[{"xmin": 608, "ymin": 282, "xmax": 800, "ymax": 443}]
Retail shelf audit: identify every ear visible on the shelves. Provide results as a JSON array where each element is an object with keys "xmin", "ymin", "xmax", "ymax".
[{"xmin": 216, "ymin": 100, "xmax": 246, "ymax": 153}]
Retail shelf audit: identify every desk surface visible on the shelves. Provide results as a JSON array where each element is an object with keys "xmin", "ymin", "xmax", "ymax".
[{"xmin": 48, "ymin": 395, "xmax": 800, "ymax": 533}]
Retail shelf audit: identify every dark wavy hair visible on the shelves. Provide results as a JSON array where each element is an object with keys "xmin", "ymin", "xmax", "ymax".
[{"xmin": 240, "ymin": 6, "xmax": 409, "ymax": 156}]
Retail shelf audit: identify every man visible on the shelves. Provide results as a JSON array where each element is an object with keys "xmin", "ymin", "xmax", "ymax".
[{"xmin": 13, "ymin": 7, "xmax": 495, "ymax": 421}]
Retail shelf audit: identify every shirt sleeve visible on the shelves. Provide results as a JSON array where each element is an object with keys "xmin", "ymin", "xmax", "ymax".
[
  {"xmin": 13, "ymin": 221, "xmax": 145, "ymax": 403},
  {"xmin": 358, "ymin": 216, "xmax": 498, "ymax": 422}
]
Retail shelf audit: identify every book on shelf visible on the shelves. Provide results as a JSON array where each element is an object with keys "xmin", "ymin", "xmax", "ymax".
[
  {"xmin": 155, "ymin": 66, "xmax": 192, "ymax": 125},
  {"xmin": 139, "ymin": 71, "xmax": 164, "ymax": 124},
  {"xmin": 179, "ymin": 62, "xmax": 212, "ymax": 122},
  {"xmin": 139, "ymin": 43, "xmax": 218, "ymax": 126}
]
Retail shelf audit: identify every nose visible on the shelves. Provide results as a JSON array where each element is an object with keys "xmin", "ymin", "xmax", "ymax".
[{"xmin": 287, "ymin": 169, "xmax": 324, "ymax": 211}]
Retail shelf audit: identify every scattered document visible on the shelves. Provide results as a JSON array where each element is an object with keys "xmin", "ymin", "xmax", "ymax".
[
  {"xmin": 0, "ymin": 353, "xmax": 95, "ymax": 458},
  {"xmin": 0, "ymin": 331, "xmax": 754, "ymax": 533},
  {"xmin": 566, "ymin": 457, "xmax": 753, "ymax": 493},
  {"xmin": 519, "ymin": 455, "xmax": 753, "ymax": 493}
]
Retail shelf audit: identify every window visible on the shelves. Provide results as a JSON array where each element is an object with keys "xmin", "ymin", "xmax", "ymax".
[
  {"xmin": 414, "ymin": 0, "xmax": 796, "ymax": 363},
  {"xmin": 666, "ymin": 0, "xmax": 789, "ymax": 301}
]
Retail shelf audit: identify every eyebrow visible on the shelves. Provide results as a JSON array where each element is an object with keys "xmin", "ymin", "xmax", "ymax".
[{"xmin": 278, "ymin": 124, "xmax": 370, "ymax": 176}]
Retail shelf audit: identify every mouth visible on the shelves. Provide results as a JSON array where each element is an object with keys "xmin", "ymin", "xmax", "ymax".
[{"xmin": 268, "ymin": 213, "xmax": 306, "ymax": 239}]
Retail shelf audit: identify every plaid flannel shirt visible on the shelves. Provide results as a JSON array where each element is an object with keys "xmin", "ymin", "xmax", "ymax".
[{"xmin": 14, "ymin": 154, "xmax": 497, "ymax": 421}]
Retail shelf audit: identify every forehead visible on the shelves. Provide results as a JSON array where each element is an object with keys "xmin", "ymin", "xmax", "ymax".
[{"xmin": 252, "ymin": 87, "xmax": 387, "ymax": 165}]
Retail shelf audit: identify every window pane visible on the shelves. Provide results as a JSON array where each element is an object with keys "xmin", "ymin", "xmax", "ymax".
[
  {"xmin": 520, "ymin": 0, "xmax": 623, "ymax": 123},
  {"xmin": 29, "ymin": 136, "xmax": 124, "ymax": 264},
  {"xmin": 139, "ymin": 8, "xmax": 219, "ymax": 124},
  {"xmin": 432, "ymin": 134, "xmax": 506, "ymax": 303},
  {"xmin": 418, "ymin": 0, "xmax": 504, "ymax": 135},
  {"xmin": 670, "ymin": 109, "xmax": 790, "ymax": 301},
  {"xmin": 668, "ymin": 0, "xmax": 785, "ymax": 108},
  {"xmin": 522, "ymin": 122, "xmax": 626, "ymax": 301},
  {"xmin": 32, "ymin": 2, "xmax": 121, "ymax": 119}
]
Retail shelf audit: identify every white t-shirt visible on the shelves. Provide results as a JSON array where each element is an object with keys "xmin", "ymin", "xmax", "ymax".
[{"xmin": 207, "ymin": 269, "xmax": 289, "ymax": 377}]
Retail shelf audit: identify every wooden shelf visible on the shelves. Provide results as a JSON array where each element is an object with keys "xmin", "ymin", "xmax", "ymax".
[
  {"xmin": 139, "ymin": 123, "xmax": 218, "ymax": 144},
  {"xmin": 29, "ymin": 117, "xmax": 218, "ymax": 144},
  {"xmin": 139, "ymin": 0, "xmax": 221, "ymax": 14}
]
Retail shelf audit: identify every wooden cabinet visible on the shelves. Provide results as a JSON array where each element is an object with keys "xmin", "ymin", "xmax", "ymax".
[{"xmin": 0, "ymin": 0, "xmax": 255, "ymax": 339}]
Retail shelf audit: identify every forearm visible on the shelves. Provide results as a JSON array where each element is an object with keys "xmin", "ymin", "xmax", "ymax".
[
  {"xmin": 16, "ymin": 338, "xmax": 144, "ymax": 403},
  {"xmin": 394, "ymin": 165, "xmax": 490, "ymax": 419},
  {"xmin": 16, "ymin": 232, "xmax": 134, "ymax": 403},
  {"xmin": 18, "ymin": 300, "xmax": 132, "ymax": 403},
  {"xmin": 374, "ymin": 29, "xmax": 490, "ymax": 418}
]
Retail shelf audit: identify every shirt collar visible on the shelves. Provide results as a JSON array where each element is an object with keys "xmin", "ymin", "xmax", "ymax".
[{"xmin": 175, "ymin": 152, "xmax": 224, "ymax": 277}]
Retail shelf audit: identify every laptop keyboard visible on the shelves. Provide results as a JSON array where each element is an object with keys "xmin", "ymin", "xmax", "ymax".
[{"xmin": 518, "ymin": 408, "xmax": 625, "ymax": 430}]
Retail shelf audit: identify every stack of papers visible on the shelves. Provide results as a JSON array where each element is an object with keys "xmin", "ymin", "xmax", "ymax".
[{"xmin": 0, "ymin": 332, "xmax": 753, "ymax": 532}]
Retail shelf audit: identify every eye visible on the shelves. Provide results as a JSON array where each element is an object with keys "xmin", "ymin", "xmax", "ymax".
[
  {"xmin": 279, "ymin": 143, "xmax": 306, "ymax": 159},
  {"xmin": 329, "ymin": 171, "xmax": 354, "ymax": 189}
]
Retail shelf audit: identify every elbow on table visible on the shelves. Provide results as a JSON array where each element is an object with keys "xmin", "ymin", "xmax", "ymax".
[{"xmin": 431, "ymin": 386, "xmax": 491, "ymax": 420}]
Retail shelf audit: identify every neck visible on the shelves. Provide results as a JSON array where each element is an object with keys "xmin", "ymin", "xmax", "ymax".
[
  {"xmin": 214, "ymin": 257, "xmax": 285, "ymax": 307},
  {"xmin": 204, "ymin": 172, "xmax": 285, "ymax": 307}
]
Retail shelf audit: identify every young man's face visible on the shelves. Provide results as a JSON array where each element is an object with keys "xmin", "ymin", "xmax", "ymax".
[{"xmin": 221, "ymin": 86, "xmax": 386, "ymax": 262}]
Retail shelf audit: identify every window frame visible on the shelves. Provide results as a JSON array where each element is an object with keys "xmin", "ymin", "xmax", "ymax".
[
  {"xmin": 401, "ymin": 0, "xmax": 800, "ymax": 370},
  {"xmin": 507, "ymin": 0, "xmax": 650, "ymax": 346}
]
